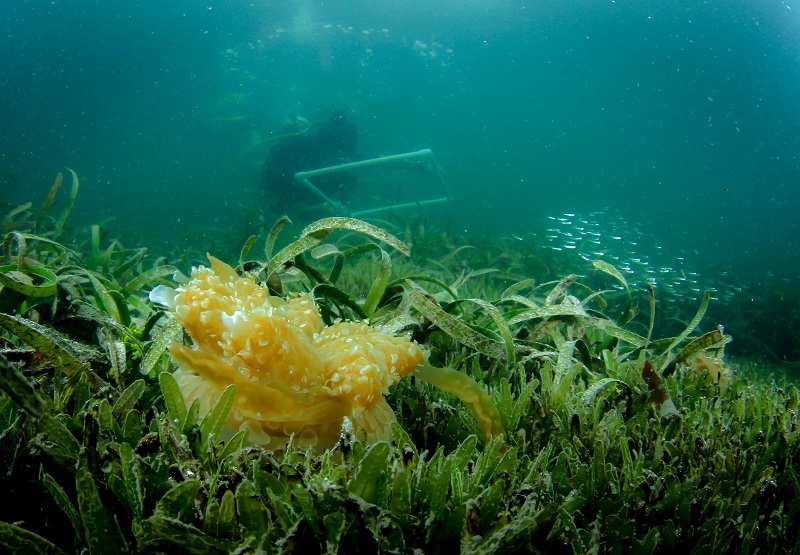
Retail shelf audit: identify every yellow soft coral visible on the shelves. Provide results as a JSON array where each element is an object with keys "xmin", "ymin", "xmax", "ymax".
[{"xmin": 150, "ymin": 254, "xmax": 427, "ymax": 448}]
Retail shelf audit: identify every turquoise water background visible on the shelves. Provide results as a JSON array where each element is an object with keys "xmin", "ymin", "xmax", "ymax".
[{"xmin": 1, "ymin": 1, "xmax": 799, "ymax": 358}]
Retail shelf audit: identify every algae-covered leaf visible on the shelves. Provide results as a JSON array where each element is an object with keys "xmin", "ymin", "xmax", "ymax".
[
  {"xmin": 83, "ymin": 272, "xmax": 122, "ymax": 324},
  {"xmin": 449, "ymin": 434, "xmax": 478, "ymax": 475},
  {"xmin": 218, "ymin": 428, "xmax": 249, "ymax": 461},
  {"xmin": 415, "ymin": 364, "xmax": 504, "ymax": 440},
  {"xmin": 264, "ymin": 233, "xmax": 328, "ymax": 278},
  {"xmin": 123, "ymin": 265, "xmax": 178, "ymax": 296},
  {"xmin": 0, "ymin": 522, "xmax": 66, "ymax": 555},
  {"xmin": 389, "ymin": 421, "xmax": 418, "ymax": 460},
  {"xmin": 593, "ymin": 260, "xmax": 633, "ymax": 323},
  {"xmin": 646, "ymin": 283, "xmax": 656, "ymax": 346},
  {"xmin": 661, "ymin": 325, "xmax": 731, "ymax": 377},
  {"xmin": 143, "ymin": 516, "xmax": 231, "ymax": 554},
  {"xmin": 324, "ymin": 511, "xmax": 346, "ymax": 553},
  {"xmin": 2, "ymin": 201, "xmax": 33, "ymax": 224},
  {"xmin": 52, "ymin": 167, "xmax": 79, "ymax": 240},
  {"xmin": 159, "ymin": 371, "xmax": 187, "ymax": 430},
  {"xmin": 430, "ymin": 455, "xmax": 453, "ymax": 519},
  {"xmin": 265, "ymin": 214, "xmax": 292, "ymax": 259},
  {"xmin": 266, "ymin": 217, "xmax": 408, "ymax": 280},
  {"xmin": 592, "ymin": 260, "xmax": 629, "ymax": 290},
  {"xmin": 39, "ymin": 413, "xmax": 82, "ymax": 463},
  {"xmin": 72, "ymin": 300, "xmax": 142, "ymax": 353},
  {"xmin": 34, "ymin": 171, "xmax": 63, "ymax": 234},
  {"xmin": 582, "ymin": 377, "xmax": 629, "ymax": 405},
  {"xmin": 96, "ymin": 398, "xmax": 115, "ymax": 433},
  {"xmin": 0, "ymin": 352, "xmax": 47, "ymax": 418},
  {"xmin": 0, "ymin": 312, "xmax": 90, "ymax": 377},
  {"xmin": 76, "ymin": 464, "xmax": 126, "ymax": 555},
  {"xmin": 302, "ymin": 217, "xmax": 410, "ymax": 256},
  {"xmin": 586, "ymin": 317, "xmax": 647, "ymax": 347},
  {"xmin": 0, "ymin": 262, "xmax": 58, "ymax": 298},
  {"xmin": 662, "ymin": 290, "xmax": 710, "ymax": 357},
  {"xmin": 506, "ymin": 296, "xmax": 588, "ymax": 325},
  {"xmin": 390, "ymin": 467, "xmax": 413, "ymax": 518},
  {"xmin": 235, "ymin": 479, "xmax": 271, "ymax": 542},
  {"xmin": 292, "ymin": 483, "xmax": 320, "ymax": 535},
  {"xmin": 217, "ymin": 490, "xmax": 236, "ymax": 538},
  {"xmin": 362, "ymin": 247, "xmax": 392, "ymax": 318},
  {"xmin": 501, "ymin": 278, "xmax": 538, "ymax": 299},
  {"xmin": 311, "ymin": 283, "xmax": 368, "ymax": 320},
  {"xmin": 42, "ymin": 472, "xmax": 83, "ymax": 540},
  {"xmin": 545, "ymin": 274, "xmax": 577, "ymax": 305},
  {"xmin": 239, "ymin": 234, "xmax": 257, "ymax": 267},
  {"xmin": 112, "ymin": 379, "xmax": 146, "ymax": 419},
  {"xmin": 140, "ymin": 317, "xmax": 181, "ymax": 376},
  {"xmin": 464, "ymin": 298, "xmax": 516, "ymax": 364},
  {"xmin": 183, "ymin": 398, "xmax": 200, "ymax": 435},
  {"xmin": 349, "ymin": 441, "xmax": 391, "ymax": 506},
  {"xmin": 409, "ymin": 289, "xmax": 507, "ymax": 360},
  {"xmin": 155, "ymin": 480, "xmax": 201, "ymax": 520},
  {"xmin": 118, "ymin": 443, "xmax": 144, "ymax": 521},
  {"xmin": 199, "ymin": 384, "xmax": 236, "ymax": 442}
]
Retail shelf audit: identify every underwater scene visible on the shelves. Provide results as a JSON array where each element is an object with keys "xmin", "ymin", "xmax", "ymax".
[{"xmin": 1, "ymin": 1, "xmax": 800, "ymax": 553}]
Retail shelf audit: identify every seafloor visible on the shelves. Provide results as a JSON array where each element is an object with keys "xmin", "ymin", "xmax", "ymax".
[{"xmin": 1, "ymin": 175, "xmax": 798, "ymax": 554}]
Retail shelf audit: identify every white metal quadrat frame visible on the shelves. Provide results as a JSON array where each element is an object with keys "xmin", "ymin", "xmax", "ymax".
[{"xmin": 293, "ymin": 148, "xmax": 453, "ymax": 217}]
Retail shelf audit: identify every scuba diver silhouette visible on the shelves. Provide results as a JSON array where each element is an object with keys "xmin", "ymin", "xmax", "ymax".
[{"xmin": 262, "ymin": 109, "xmax": 358, "ymax": 213}]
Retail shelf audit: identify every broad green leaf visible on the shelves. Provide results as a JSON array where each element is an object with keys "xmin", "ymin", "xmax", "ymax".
[
  {"xmin": 112, "ymin": 379, "xmax": 146, "ymax": 419},
  {"xmin": 218, "ymin": 428, "xmax": 249, "ymax": 461},
  {"xmin": 155, "ymin": 480, "xmax": 201, "ymax": 520},
  {"xmin": 159, "ymin": 371, "xmax": 187, "ymax": 430},
  {"xmin": 390, "ymin": 468, "xmax": 412, "ymax": 517},
  {"xmin": 235, "ymin": 480, "xmax": 270, "ymax": 541},
  {"xmin": 217, "ymin": 490, "xmax": 236, "ymax": 538},
  {"xmin": 199, "ymin": 384, "xmax": 236, "ymax": 442},
  {"xmin": 349, "ymin": 441, "xmax": 391, "ymax": 506}
]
